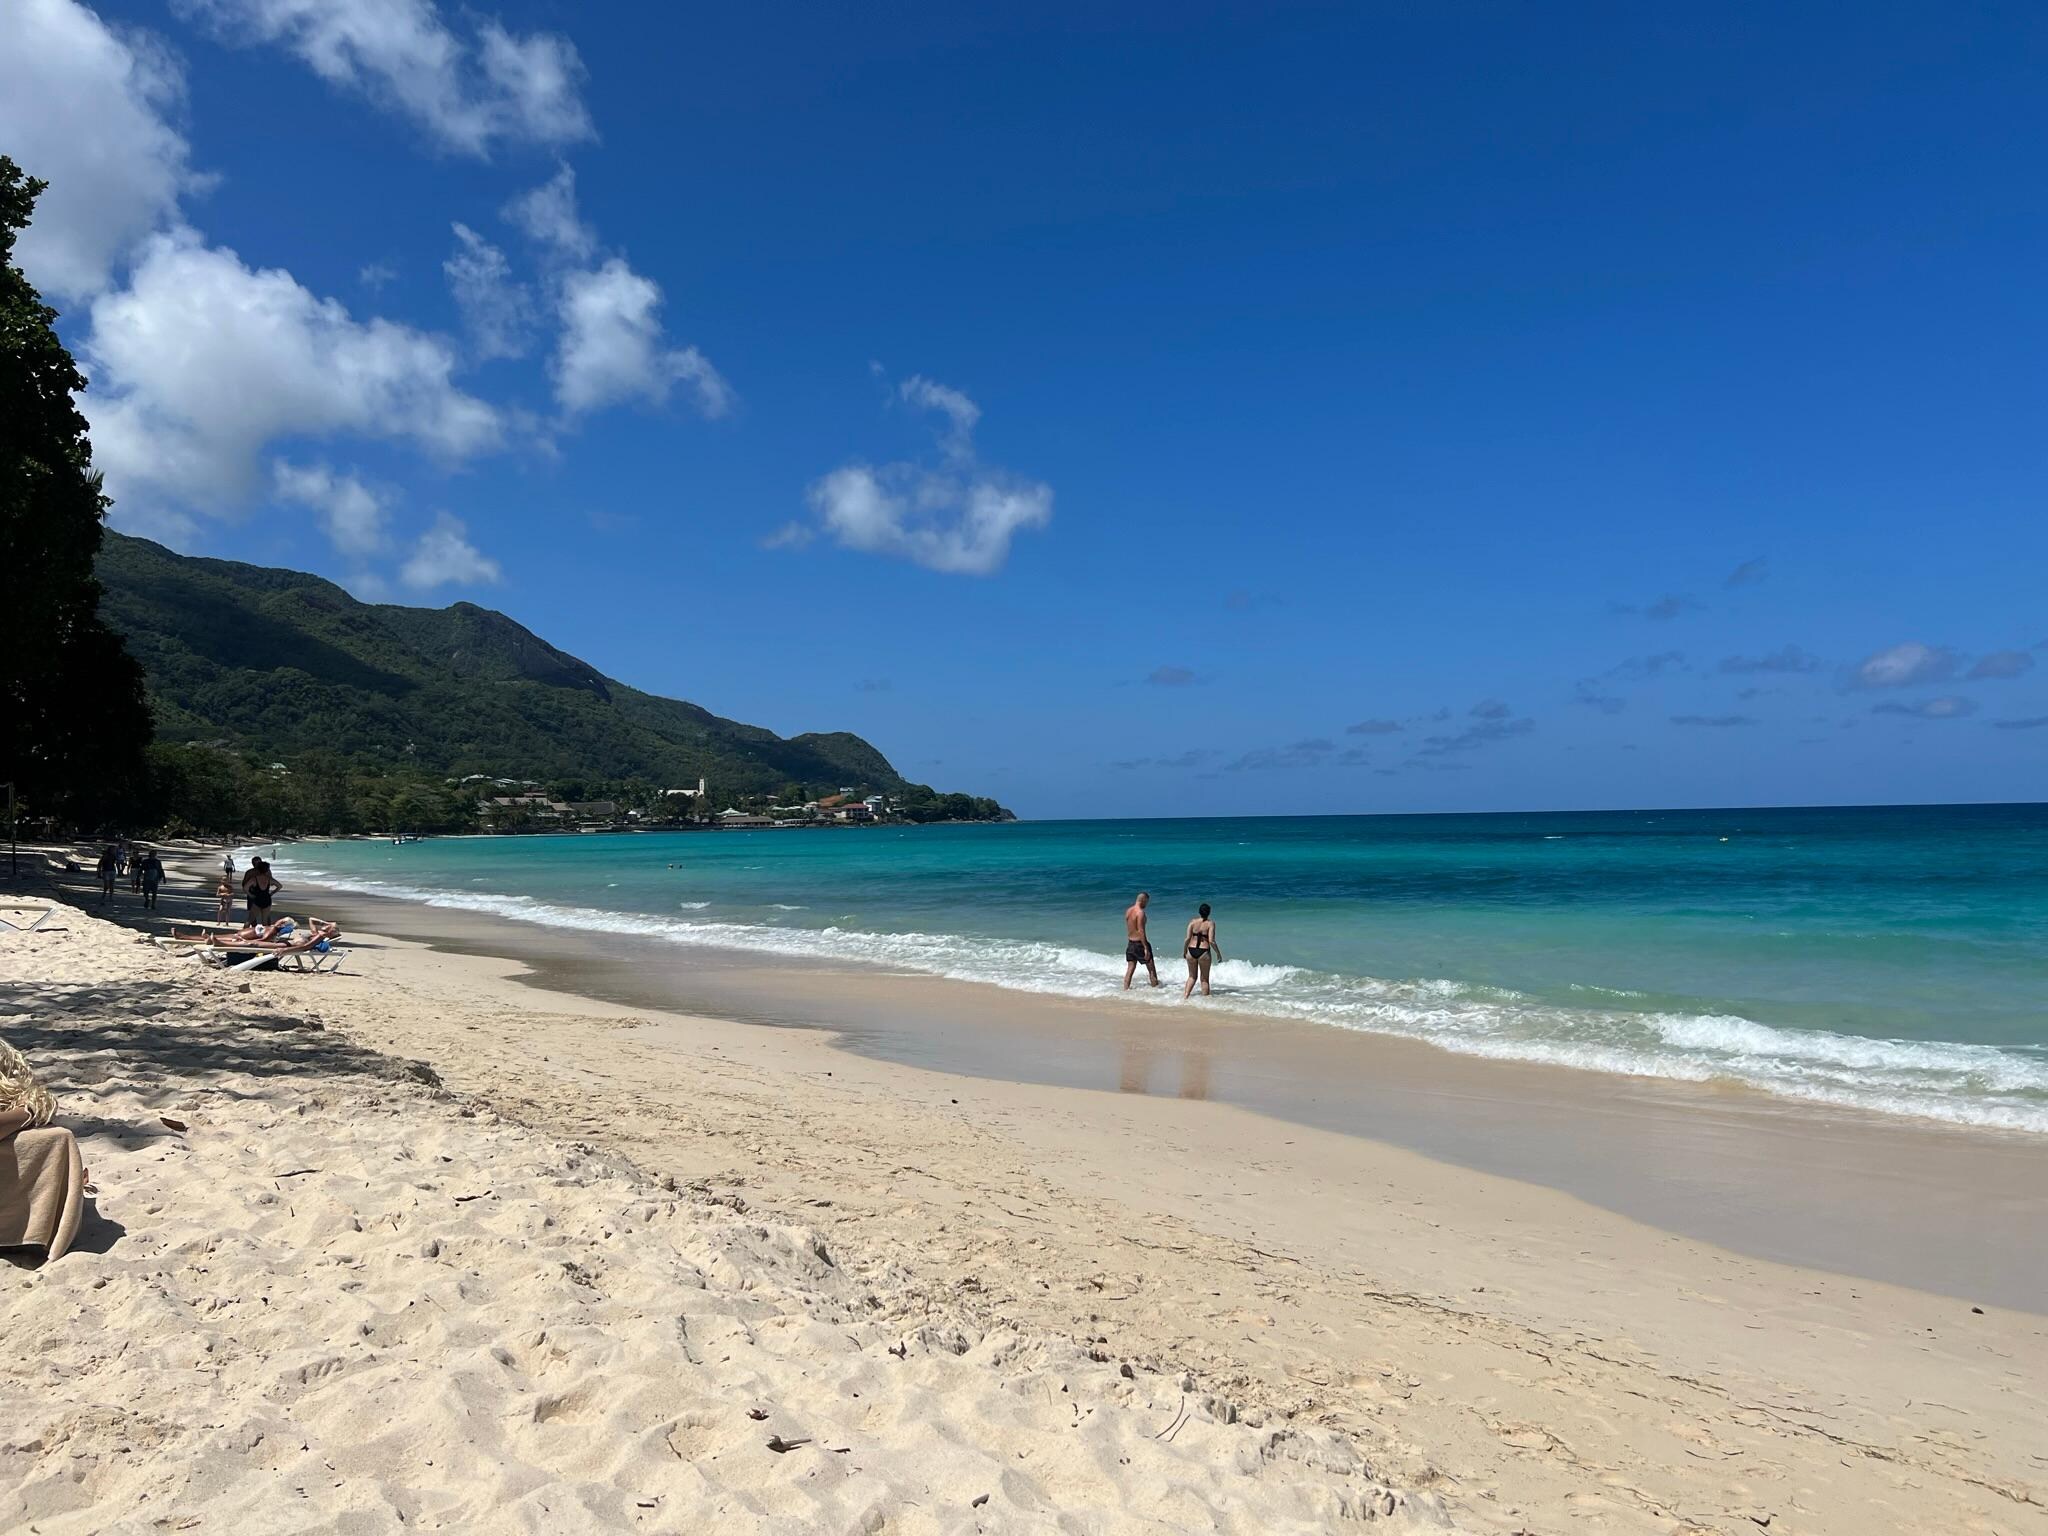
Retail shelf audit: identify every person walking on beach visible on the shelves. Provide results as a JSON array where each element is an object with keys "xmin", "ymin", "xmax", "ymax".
[
  {"xmin": 138, "ymin": 849, "xmax": 165, "ymax": 910},
  {"xmin": 242, "ymin": 857, "xmax": 282, "ymax": 927},
  {"xmin": 1123, "ymin": 892, "xmax": 1160, "ymax": 990},
  {"xmin": 129, "ymin": 846, "xmax": 146, "ymax": 894},
  {"xmin": 95, "ymin": 846, "xmax": 116, "ymax": 902},
  {"xmin": 215, "ymin": 875, "xmax": 234, "ymax": 922},
  {"xmin": 1181, "ymin": 903, "xmax": 1221, "ymax": 999},
  {"xmin": 222, "ymin": 850, "xmax": 237, "ymax": 882}
]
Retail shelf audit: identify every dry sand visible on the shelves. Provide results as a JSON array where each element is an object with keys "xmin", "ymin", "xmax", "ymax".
[{"xmin": 3, "ymin": 894, "xmax": 2045, "ymax": 1534}]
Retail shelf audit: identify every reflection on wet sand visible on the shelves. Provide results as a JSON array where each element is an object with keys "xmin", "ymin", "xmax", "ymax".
[{"xmin": 1118, "ymin": 1038, "xmax": 1212, "ymax": 1100}]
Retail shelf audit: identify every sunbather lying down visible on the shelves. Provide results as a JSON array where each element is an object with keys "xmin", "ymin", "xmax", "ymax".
[
  {"xmin": 2, "ymin": 1039, "xmax": 87, "ymax": 1267},
  {"xmin": 174, "ymin": 916, "xmax": 341, "ymax": 950}
]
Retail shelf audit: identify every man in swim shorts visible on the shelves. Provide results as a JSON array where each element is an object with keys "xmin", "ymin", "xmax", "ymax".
[{"xmin": 1122, "ymin": 891, "xmax": 1160, "ymax": 990}]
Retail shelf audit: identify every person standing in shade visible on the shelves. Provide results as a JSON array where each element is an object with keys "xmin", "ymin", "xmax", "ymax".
[
  {"xmin": 139, "ymin": 849, "xmax": 165, "ymax": 910},
  {"xmin": 1122, "ymin": 891, "xmax": 1160, "ymax": 990},
  {"xmin": 95, "ymin": 846, "xmax": 116, "ymax": 902},
  {"xmin": 1181, "ymin": 902, "xmax": 1221, "ymax": 999},
  {"xmin": 215, "ymin": 875, "xmax": 234, "ymax": 922},
  {"xmin": 242, "ymin": 857, "xmax": 281, "ymax": 927},
  {"xmin": 129, "ymin": 846, "xmax": 146, "ymax": 893}
]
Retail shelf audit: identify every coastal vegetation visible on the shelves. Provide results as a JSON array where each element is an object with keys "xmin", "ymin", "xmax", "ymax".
[
  {"xmin": 97, "ymin": 532, "xmax": 1010, "ymax": 835},
  {"xmin": 0, "ymin": 159, "xmax": 152, "ymax": 828},
  {"xmin": 0, "ymin": 159, "xmax": 1006, "ymax": 839}
]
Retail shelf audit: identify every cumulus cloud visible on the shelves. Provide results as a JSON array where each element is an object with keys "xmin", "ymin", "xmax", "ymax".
[
  {"xmin": 1967, "ymin": 649, "xmax": 2035, "ymax": 681},
  {"xmin": 0, "ymin": 0, "xmax": 205, "ymax": 301},
  {"xmin": 898, "ymin": 375, "xmax": 980, "ymax": 453},
  {"xmin": 443, "ymin": 222, "xmax": 531, "ymax": 359},
  {"xmin": 1416, "ymin": 707, "xmax": 1534, "ymax": 756},
  {"xmin": 1111, "ymin": 749, "xmax": 1216, "ymax": 771},
  {"xmin": 1613, "ymin": 594, "xmax": 1700, "ymax": 621},
  {"xmin": 399, "ymin": 512, "xmax": 500, "ymax": 588},
  {"xmin": 177, "ymin": 0, "xmax": 591, "ymax": 155},
  {"xmin": 272, "ymin": 460, "xmax": 388, "ymax": 549},
  {"xmin": 1346, "ymin": 718, "xmax": 1402, "ymax": 735},
  {"xmin": 1719, "ymin": 644, "xmax": 1821, "ymax": 675},
  {"xmin": 1850, "ymin": 642, "xmax": 1960, "ymax": 689},
  {"xmin": 504, "ymin": 163, "xmax": 595, "ymax": 261},
  {"xmin": 1572, "ymin": 650, "xmax": 1689, "ymax": 712},
  {"xmin": 81, "ymin": 230, "xmax": 501, "ymax": 522},
  {"xmin": 1724, "ymin": 557, "xmax": 1769, "ymax": 588},
  {"xmin": 1573, "ymin": 685, "xmax": 1626, "ymax": 715},
  {"xmin": 1226, "ymin": 739, "xmax": 1337, "ymax": 771},
  {"xmin": 1872, "ymin": 696, "xmax": 1977, "ymax": 719},
  {"xmin": 1670, "ymin": 714, "xmax": 1756, "ymax": 727},
  {"xmin": 1145, "ymin": 666, "xmax": 1196, "ymax": 687},
  {"xmin": 801, "ymin": 376, "xmax": 1052, "ymax": 576},
  {"xmin": 552, "ymin": 258, "xmax": 729, "ymax": 417}
]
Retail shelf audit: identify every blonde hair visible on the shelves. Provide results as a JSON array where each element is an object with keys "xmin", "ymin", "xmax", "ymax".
[{"xmin": 0, "ymin": 1038, "xmax": 56, "ymax": 1128}]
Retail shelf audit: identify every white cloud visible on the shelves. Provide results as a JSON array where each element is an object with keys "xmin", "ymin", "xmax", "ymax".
[
  {"xmin": 358, "ymin": 259, "xmax": 397, "ymax": 289},
  {"xmin": 1850, "ymin": 641, "xmax": 1960, "ymax": 689},
  {"xmin": 1872, "ymin": 696, "xmax": 1976, "ymax": 720},
  {"xmin": 0, "ymin": 0, "xmax": 204, "ymax": 301},
  {"xmin": 504, "ymin": 163, "xmax": 595, "ymax": 261},
  {"xmin": 399, "ymin": 511, "xmax": 500, "ymax": 588},
  {"xmin": 443, "ymin": 222, "xmax": 530, "ymax": 359},
  {"xmin": 177, "ymin": 0, "xmax": 591, "ymax": 155},
  {"xmin": 799, "ymin": 376, "xmax": 1052, "ymax": 576},
  {"xmin": 552, "ymin": 258, "xmax": 729, "ymax": 417},
  {"xmin": 1967, "ymin": 649, "xmax": 2035, "ymax": 681},
  {"xmin": 273, "ymin": 460, "xmax": 388, "ymax": 549},
  {"xmin": 82, "ymin": 229, "xmax": 502, "ymax": 522},
  {"xmin": 899, "ymin": 374, "xmax": 980, "ymax": 453}
]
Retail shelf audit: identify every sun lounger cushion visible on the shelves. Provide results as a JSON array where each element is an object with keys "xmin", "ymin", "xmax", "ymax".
[{"xmin": 0, "ymin": 1126, "xmax": 86, "ymax": 1265}]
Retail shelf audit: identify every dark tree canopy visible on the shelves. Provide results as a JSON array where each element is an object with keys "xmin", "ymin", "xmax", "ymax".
[{"xmin": 0, "ymin": 157, "xmax": 153, "ymax": 826}]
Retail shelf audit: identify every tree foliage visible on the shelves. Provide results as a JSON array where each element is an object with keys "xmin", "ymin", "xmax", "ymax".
[
  {"xmin": 98, "ymin": 530, "xmax": 1010, "ymax": 822},
  {"xmin": 0, "ymin": 158, "xmax": 152, "ymax": 826}
]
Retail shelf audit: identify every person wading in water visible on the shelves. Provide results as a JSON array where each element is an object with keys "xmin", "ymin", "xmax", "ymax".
[
  {"xmin": 1122, "ymin": 891, "xmax": 1160, "ymax": 990},
  {"xmin": 1181, "ymin": 902, "xmax": 1221, "ymax": 999}
]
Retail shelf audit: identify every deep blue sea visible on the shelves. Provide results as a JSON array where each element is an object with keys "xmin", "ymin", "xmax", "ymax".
[{"xmin": 277, "ymin": 805, "xmax": 2048, "ymax": 1133}]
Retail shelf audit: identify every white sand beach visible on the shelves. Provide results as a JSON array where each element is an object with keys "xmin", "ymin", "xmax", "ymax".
[{"xmin": 4, "ymin": 898, "xmax": 2044, "ymax": 1534}]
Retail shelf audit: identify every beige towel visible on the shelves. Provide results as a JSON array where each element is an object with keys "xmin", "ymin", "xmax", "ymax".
[{"xmin": 0, "ymin": 1127, "xmax": 86, "ymax": 1265}]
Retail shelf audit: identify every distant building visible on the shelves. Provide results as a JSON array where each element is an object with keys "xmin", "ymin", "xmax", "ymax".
[
  {"xmin": 565, "ymin": 800, "xmax": 618, "ymax": 818},
  {"xmin": 717, "ymin": 809, "xmax": 773, "ymax": 828}
]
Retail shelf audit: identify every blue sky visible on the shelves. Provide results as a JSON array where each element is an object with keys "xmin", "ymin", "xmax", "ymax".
[{"xmin": 6, "ymin": 0, "xmax": 2045, "ymax": 817}]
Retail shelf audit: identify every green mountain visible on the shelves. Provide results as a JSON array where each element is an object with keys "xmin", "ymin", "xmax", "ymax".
[{"xmin": 94, "ymin": 531, "xmax": 938, "ymax": 800}]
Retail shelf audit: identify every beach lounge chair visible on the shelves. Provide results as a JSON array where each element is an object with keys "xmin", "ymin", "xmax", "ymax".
[
  {"xmin": 0, "ymin": 907, "xmax": 62, "ymax": 934},
  {"xmin": 199, "ymin": 943, "xmax": 348, "ymax": 974}
]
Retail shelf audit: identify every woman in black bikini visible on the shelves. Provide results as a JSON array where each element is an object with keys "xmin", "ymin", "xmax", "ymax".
[
  {"xmin": 1182, "ymin": 902, "xmax": 1220, "ymax": 999},
  {"xmin": 241, "ymin": 857, "xmax": 282, "ymax": 927}
]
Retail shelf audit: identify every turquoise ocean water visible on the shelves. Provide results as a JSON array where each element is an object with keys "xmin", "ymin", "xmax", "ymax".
[{"xmin": 278, "ymin": 805, "xmax": 2048, "ymax": 1133}]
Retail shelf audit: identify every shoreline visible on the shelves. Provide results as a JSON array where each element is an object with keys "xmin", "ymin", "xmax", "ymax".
[
  {"xmin": 12, "ymin": 861, "xmax": 2048, "ymax": 1531},
  {"xmin": 278, "ymin": 864, "xmax": 2048, "ymax": 1312}
]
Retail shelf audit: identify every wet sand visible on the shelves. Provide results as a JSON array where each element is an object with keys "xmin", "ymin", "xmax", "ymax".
[{"xmin": 295, "ymin": 878, "xmax": 2048, "ymax": 1312}]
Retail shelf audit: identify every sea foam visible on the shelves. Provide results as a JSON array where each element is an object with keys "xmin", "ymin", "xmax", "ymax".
[{"xmin": 283, "ymin": 862, "xmax": 2048, "ymax": 1135}]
